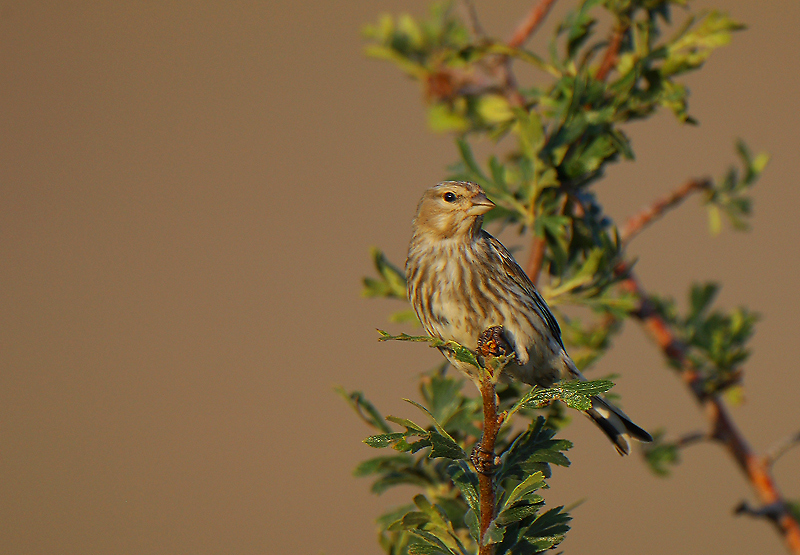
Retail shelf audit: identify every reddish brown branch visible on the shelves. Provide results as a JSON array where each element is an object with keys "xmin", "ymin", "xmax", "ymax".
[
  {"xmin": 620, "ymin": 178, "xmax": 712, "ymax": 244},
  {"xmin": 618, "ymin": 269, "xmax": 800, "ymax": 554},
  {"xmin": 474, "ymin": 372, "xmax": 503, "ymax": 555},
  {"xmin": 507, "ymin": 0, "xmax": 559, "ymax": 48},
  {"xmin": 525, "ymin": 236, "xmax": 547, "ymax": 286},
  {"xmin": 595, "ymin": 23, "xmax": 626, "ymax": 81}
]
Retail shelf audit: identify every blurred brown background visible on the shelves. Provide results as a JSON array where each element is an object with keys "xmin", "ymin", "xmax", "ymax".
[{"xmin": 2, "ymin": 1, "xmax": 799, "ymax": 554}]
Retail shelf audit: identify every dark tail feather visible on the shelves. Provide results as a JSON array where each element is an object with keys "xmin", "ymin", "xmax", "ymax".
[{"xmin": 585, "ymin": 396, "xmax": 653, "ymax": 456}]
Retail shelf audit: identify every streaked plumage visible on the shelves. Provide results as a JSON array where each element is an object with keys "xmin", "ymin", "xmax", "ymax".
[{"xmin": 405, "ymin": 181, "xmax": 652, "ymax": 455}]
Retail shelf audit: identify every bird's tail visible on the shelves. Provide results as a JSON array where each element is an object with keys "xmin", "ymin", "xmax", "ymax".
[{"xmin": 584, "ymin": 396, "xmax": 653, "ymax": 455}]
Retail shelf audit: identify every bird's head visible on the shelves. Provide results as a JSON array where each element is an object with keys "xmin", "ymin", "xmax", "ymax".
[{"xmin": 411, "ymin": 181, "xmax": 495, "ymax": 240}]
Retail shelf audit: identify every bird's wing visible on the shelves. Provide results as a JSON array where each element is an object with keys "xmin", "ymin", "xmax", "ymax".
[{"xmin": 482, "ymin": 230, "xmax": 564, "ymax": 348}]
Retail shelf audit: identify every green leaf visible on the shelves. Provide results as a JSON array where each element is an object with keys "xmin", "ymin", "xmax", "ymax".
[
  {"xmin": 456, "ymin": 138, "xmax": 492, "ymax": 189},
  {"xmin": 477, "ymin": 94, "xmax": 514, "ymax": 124},
  {"xmin": 488, "ymin": 156, "xmax": 508, "ymax": 193},
  {"xmin": 522, "ymin": 506, "xmax": 572, "ymax": 538},
  {"xmin": 447, "ymin": 461, "xmax": 480, "ymax": 514},
  {"xmin": 506, "ymin": 379, "xmax": 613, "ymax": 417},
  {"xmin": 420, "ymin": 370, "xmax": 476, "ymax": 432},
  {"xmin": 642, "ymin": 430, "xmax": 681, "ymax": 477},
  {"xmin": 363, "ymin": 248, "xmax": 408, "ymax": 300},
  {"xmin": 663, "ymin": 11, "xmax": 745, "ymax": 77},
  {"xmin": 707, "ymin": 204, "xmax": 722, "ymax": 235},
  {"xmin": 378, "ymin": 332, "xmax": 481, "ymax": 369},
  {"xmin": 558, "ymin": 379, "xmax": 614, "ymax": 396},
  {"xmin": 494, "ymin": 503, "xmax": 541, "ymax": 526},
  {"xmin": 428, "ymin": 431, "xmax": 467, "ymax": 460},
  {"xmin": 689, "ymin": 282, "xmax": 719, "ymax": 317},
  {"xmin": 502, "ymin": 471, "xmax": 546, "ymax": 509},
  {"xmin": 386, "ymin": 415, "xmax": 428, "ymax": 434},
  {"xmin": 407, "ymin": 529, "xmax": 458, "ymax": 555},
  {"xmin": 464, "ymin": 508, "xmax": 480, "ymax": 542},
  {"xmin": 354, "ymin": 454, "xmax": 414, "ymax": 476},
  {"xmin": 363, "ymin": 44, "xmax": 427, "ymax": 78},
  {"xmin": 377, "ymin": 330, "xmax": 433, "ymax": 342},
  {"xmin": 335, "ymin": 387, "xmax": 393, "ymax": 433},
  {"xmin": 365, "ymin": 432, "xmax": 408, "ymax": 449},
  {"xmin": 482, "ymin": 520, "xmax": 505, "ymax": 546},
  {"xmin": 407, "ymin": 544, "xmax": 452, "ymax": 555},
  {"xmin": 429, "ymin": 103, "xmax": 470, "ymax": 133},
  {"xmin": 499, "ymin": 417, "xmax": 572, "ymax": 482}
]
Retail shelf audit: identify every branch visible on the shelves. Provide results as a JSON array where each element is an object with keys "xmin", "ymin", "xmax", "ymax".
[
  {"xmin": 507, "ymin": 0, "xmax": 559, "ymax": 48},
  {"xmin": 527, "ymin": 190, "xmax": 571, "ymax": 285},
  {"xmin": 595, "ymin": 21, "xmax": 626, "ymax": 81},
  {"xmin": 472, "ymin": 327, "xmax": 510, "ymax": 555},
  {"xmin": 475, "ymin": 374, "xmax": 502, "ymax": 555},
  {"xmin": 618, "ymin": 268, "xmax": 800, "ymax": 554},
  {"xmin": 620, "ymin": 178, "xmax": 712, "ymax": 244},
  {"xmin": 525, "ymin": 236, "xmax": 547, "ymax": 286},
  {"xmin": 675, "ymin": 430, "xmax": 707, "ymax": 449}
]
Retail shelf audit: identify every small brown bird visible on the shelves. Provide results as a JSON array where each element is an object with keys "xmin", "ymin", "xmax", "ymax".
[{"xmin": 405, "ymin": 181, "xmax": 652, "ymax": 455}]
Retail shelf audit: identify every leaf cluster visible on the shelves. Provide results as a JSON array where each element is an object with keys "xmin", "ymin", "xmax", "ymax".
[
  {"xmin": 641, "ymin": 429, "xmax": 682, "ymax": 476},
  {"xmin": 704, "ymin": 140, "xmax": 770, "ymax": 234},
  {"xmin": 340, "ymin": 335, "xmax": 615, "ymax": 554},
  {"xmin": 649, "ymin": 282, "xmax": 758, "ymax": 397}
]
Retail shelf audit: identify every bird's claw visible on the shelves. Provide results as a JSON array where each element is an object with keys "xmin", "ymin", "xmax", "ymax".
[
  {"xmin": 477, "ymin": 325, "xmax": 511, "ymax": 358},
  {"xmin": 470, "ymin": 442, "xmax": 501, "ymax": 475}
]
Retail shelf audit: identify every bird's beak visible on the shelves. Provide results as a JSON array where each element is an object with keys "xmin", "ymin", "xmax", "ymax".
[{"xmin": 469, "ymin": 192, "xmax": 495, "ymax": 215}]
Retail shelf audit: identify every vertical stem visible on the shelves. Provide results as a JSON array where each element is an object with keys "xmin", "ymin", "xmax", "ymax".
[
  {"xmin": 525, "ymin": 235, "xmax": 547, "ymax": 285},
  {"xmin": 477, "ymin": 374, "xmax": 502, "ymax": 555}
]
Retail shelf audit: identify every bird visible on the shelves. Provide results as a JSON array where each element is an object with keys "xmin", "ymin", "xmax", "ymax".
[{"xmin": 405, "ymin": 181, "xmax": 652, "ymax": 455}]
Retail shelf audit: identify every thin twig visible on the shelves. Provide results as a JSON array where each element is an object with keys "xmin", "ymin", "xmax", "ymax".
[
  {"xmin": 618, "ymin": 268, "xmax": 800, "ymax": 554},
  {"xmin": 675, "ymin": 431, "xmax": 707, "ymax": 448},
  {"xmin": 765, "ymin": 430, "xmax": 800, "ymax": 467},
  {"xmin": 620, "ymin": 178, "xmax": 712, "ymax": 244},
  {"xmin": 507, "ymin": 0, "xmax": 559, "ymax": 48},
  {"xmin": 460, "ymin": 0, "xmax": 485, "ymax": 39}
]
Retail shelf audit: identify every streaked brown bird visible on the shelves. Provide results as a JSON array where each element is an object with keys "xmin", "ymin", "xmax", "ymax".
[{"xmin": 405, "ymin": 181, "xmax": 652, "ymax": 455}]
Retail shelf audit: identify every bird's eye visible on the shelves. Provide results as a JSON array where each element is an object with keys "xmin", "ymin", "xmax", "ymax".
[{"xmin": 443, "ymin": 192, "xmax": 457, "ymax": 203}]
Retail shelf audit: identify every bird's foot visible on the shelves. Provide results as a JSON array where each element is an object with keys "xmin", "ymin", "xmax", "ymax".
[
  {"xmin": 477, "ymin": 325, "xmax": 510, "ymax": 358},
  {"xmin": 470, "ymin": 441, "xmax": 501, "ymax": 476},
  {"xmin": 477, "ymin": 326, "xmax": 513, "ymax": 377}
]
